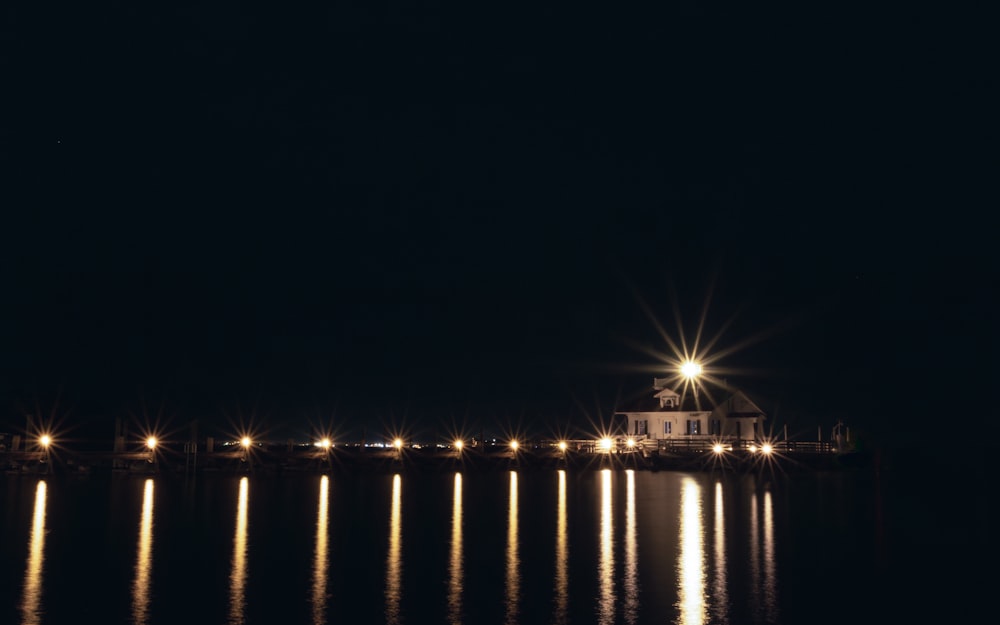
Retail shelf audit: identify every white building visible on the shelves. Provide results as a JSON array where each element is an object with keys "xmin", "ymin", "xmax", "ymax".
[{"xmin": 613, "ymin": 377, "xmax": 767, "ymax": 449}]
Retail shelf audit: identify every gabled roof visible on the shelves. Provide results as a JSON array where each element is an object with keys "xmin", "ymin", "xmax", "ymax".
[
  {"xmin": 615, "ymin": 386, "xmax": 719, "ymax": 413},
  {"xmin": 614, "ymin": 383, "xmax": 766, "ymax": 419},
  {"xmin": 654, "ymin": 388, "xmax": 679, "ymax": 400},
  {"xmin": 715, "ymin": 390, "xmax": 766, "ymax": 419}
]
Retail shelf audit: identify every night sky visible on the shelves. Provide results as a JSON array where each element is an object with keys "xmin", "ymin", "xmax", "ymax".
[{"xmin": 1, "ymin": 3, "xmax": 993, "ymax": 446}]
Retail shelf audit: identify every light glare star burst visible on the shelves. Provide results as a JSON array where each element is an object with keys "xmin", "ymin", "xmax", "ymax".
[{"xmin": 620, "ymin": 274, "xmax": 787, "ymax": 410}]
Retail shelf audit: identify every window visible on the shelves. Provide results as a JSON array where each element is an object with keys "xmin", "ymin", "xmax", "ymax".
[
  {"xmin": 686, "ymin": 420, "xmax": 701, "ymax": 435},
  {"xmin": 664, "ymin": 421, "xmax": 672, "ymax": 435},
  {"xmin": 710, "ymin": 419, "xmax": 721, "ymax": 435}
]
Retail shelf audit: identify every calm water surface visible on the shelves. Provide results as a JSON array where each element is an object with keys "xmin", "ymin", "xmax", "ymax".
[{"xmin": 0, "ymin": 464, "xmax": 985, "ymax": 625}]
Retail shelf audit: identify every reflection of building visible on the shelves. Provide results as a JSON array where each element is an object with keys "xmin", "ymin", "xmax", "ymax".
[{"xmin": 613, "ymin": 378, "xmax": 766, "ymax": 449}]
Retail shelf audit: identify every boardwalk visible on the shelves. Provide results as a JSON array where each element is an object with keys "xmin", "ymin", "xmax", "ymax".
[{"xmin": 3, "ymin": 437, "xmax": 866, "ymax": 476}]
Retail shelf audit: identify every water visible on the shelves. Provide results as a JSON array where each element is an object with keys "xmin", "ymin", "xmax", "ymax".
[{"xmin": 0, "ymin": 465, "xmax": 986, "ymax": 625}]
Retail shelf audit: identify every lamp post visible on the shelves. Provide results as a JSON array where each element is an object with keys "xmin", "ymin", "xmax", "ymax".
[
  {"xmin": 681, "ymin": 360, "xmax": 702, "ymax": 400},
  {"xmin": 318, "ymin": 438, "xmax": 332, "ymax": 467},
  {"xmin": 240, "ymin": 437, "xmax": 252, "ymax": 465},
  {"xmin": 681, "ymin": 361, "xmax": 702, "ymax": 378},
  {"xmin": 393, "ymin": 438, "xmax": 403, "ymax": 462},
  {"xmin": 681, "ymin": 360, "xmax": 703, "ymax": 436},
  {"xmin": 146, "ymin": 437, "xmax": 157, "ymax": 464},
  {"xmin": 39, "ymin": 435, "xmax": 51, "ymax": 473},
  {"xmin": 454, "ymin": 439, "xmax": 464, "ymax": 459}
]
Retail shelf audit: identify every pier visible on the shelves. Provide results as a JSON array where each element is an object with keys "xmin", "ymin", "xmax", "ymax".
[{"xmin": 2, "ymin": 435, "xmax": 865, "ymax": 477}]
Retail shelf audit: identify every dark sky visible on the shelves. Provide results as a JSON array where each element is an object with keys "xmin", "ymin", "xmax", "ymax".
[{"xmin": 1, "ymin": 3, "xmax": 993, "ymax": 445}]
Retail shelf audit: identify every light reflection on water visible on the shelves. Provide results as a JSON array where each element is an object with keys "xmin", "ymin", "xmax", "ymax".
[
  {"xmin": 131, "ymin": 479, "xmax": 155, "ymax": 625},
  {"xmin": 552, "ymin": 470, "xmax": 568, "ymax": 625},
  {"xmin": 678, "ymin": 477, "xmax": 707, "ymax": 625},
  {"xmin": 748, "ymin": 486, "xmax": 779, "ymax": 623},
  {"xmin": 1, "ymin": 470, "xmax": 849, "ymax": 625},
  {"xmin": 228, "ymin": 476, "xmax": 249, "ymax": 625},
  {"xmin": 385, "ymin": 474, "xmax": 403, "ymax": 625},
  {"xmin": 20, "ymin": 480, "xmax": 47, "ymax": 625},
  {"xmin": 504, "ymin": 471, "xmax": 520, "ymax": 625},
  {"xmin": 598, "ymin": 469, "xmax": 614, "ymax": 625},
  {"xmin": 624, "ymin": 470, "xmax": 638, "ymax": 625},
  {"xmin": 312, "ymin": 475, "xmax": 329, "ymax": 625},
  {"xmin": 448, "ymin": 472, "xmax": 463, "ymax": 625},
  {"xmin": 712, "ymin": 481, "xmax": 729, "ymax": 625},
  {"xmin": 762, "ymin": 488, "xmax": 778, "ymax": 623}
]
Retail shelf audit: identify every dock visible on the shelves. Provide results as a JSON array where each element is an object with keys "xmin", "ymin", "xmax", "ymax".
[{"xmin": 2, "ymin": 437, "xmax": 867, "ymax": 477}]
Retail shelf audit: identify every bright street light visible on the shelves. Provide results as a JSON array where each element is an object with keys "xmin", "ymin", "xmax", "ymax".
[{"xmin": 681, "ymin": 361, "xmax": 703, "ymax": 379}]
